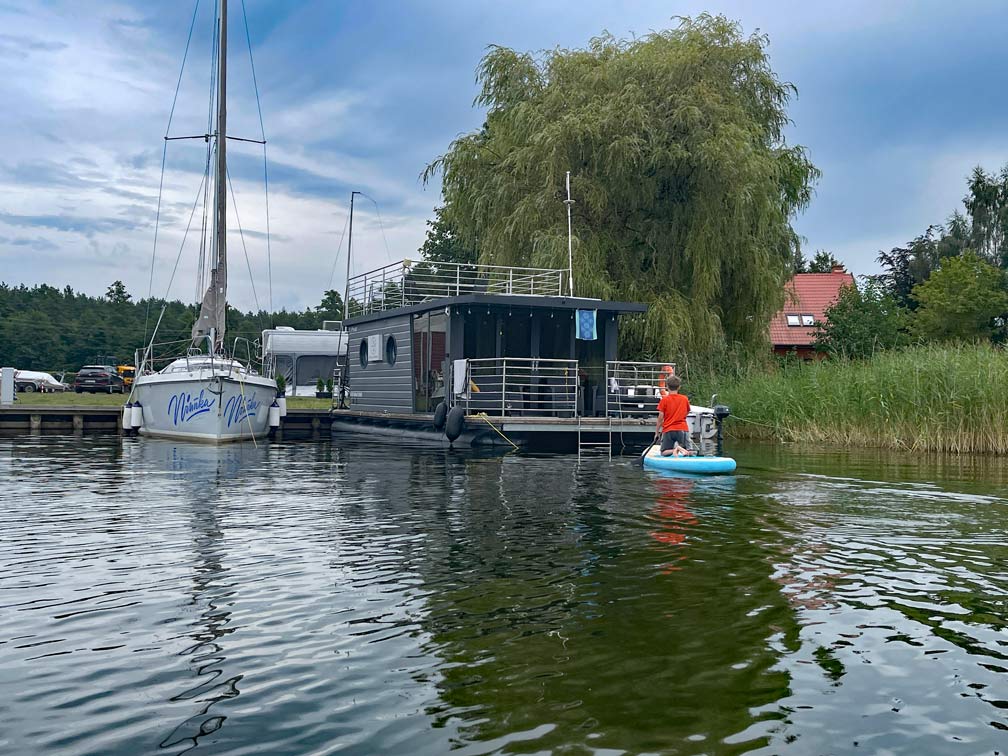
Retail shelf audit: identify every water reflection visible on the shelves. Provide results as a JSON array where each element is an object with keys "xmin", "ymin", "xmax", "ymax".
[
  {"xmin": 123, "ymin": 440, "xmax": 268, "ymax": 753},
  {"xmin": 1, "ymin": 437, "xmax": 1007, "ymax": 754}
]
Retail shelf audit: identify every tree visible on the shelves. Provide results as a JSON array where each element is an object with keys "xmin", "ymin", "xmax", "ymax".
[
  {"xmin": 105, "ymin": 280, "xmax": 131, "ymax": 304},
  {"xmin": 911, "ymin": 252, "xmax": 1008, "ymax": 342},
  {"xmin": 420, "ymin": 205, "xmax": 476, "ymax": 266},
  {"xmin": 964, "ymin": 164, "xmax": 1008, "ymax": 268},
  {"xmin": 806, "ymin": 250, "xmax": 842, "ymax": 273},
  {"xmin": 874, "ymin": 225, "xmax": 962, "ymax": 309},
  {"xmin": 315, "ymin": 289, "xmax": 344, "ymax": 320},
  {"xmin": 814, "ymin": 279, "xmax": 908, "ymax": 359},
  {"xmin": 423, "ymin": 14, "xmax": 819, "ymax": 358}
]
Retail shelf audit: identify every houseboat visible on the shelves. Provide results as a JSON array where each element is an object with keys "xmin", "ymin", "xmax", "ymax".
[{"xmin": 330, "ymin": 259, "xmax": 730, "ymax": 454}]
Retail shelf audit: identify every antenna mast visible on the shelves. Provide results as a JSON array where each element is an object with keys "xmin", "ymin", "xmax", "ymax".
[{"xmin": 564, "ymin": 171, "xmax": 574, "ymax": 297}]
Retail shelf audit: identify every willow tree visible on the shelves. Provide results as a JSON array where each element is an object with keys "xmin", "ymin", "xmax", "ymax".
[{"xmin": 423, "ymin": 14, "xmax": 819, "ymax": 358}]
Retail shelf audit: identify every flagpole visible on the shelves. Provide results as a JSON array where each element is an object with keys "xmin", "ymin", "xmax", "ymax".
[{"xmin": 564, "ymin": 171, "xmax": 574, "ymax": 297}]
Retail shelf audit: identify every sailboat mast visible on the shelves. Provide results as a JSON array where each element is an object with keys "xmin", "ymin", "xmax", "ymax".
[
  {"xmin": 213, "ymin": 0, "xmax": 228, "ymax": 350},
  {"xmin": 343, "ymin": 190, "xmax": 360, "ymax": 321}
]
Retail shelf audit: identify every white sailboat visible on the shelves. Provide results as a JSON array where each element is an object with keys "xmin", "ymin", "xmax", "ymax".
[{"xmin": 131, "ymin": 0, "xmax": 276, "ymax": 443}]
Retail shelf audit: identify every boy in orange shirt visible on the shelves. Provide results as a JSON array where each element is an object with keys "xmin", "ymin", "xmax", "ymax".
[{"xmin": 654, "ymin": 375, "xmax": 695, "ymax": 457}]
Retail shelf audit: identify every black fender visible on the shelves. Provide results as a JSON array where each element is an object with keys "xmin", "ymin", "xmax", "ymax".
[
  {"xmin": 445, "ymin": 404, "xmax": 465, "ymax": 443},
  {"xmin": 432, "ymin": 401, "xmax": 448, "ymax": 431}
]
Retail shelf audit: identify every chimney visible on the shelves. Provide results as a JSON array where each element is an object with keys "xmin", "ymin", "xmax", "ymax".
[{"xmin": 831, "ymin": 263, "xmax": 845, "ymax": 274}]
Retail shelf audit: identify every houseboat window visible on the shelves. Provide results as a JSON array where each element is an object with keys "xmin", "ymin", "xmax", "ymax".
[
  {"xmin": 413, "ymin": 312, "xmax": 447, "ymax": 412},
  {"xmin": 801, "ymin": 314, "xmax": 815, "ymax": 326},
  {"xmin": 540, "ymin": 311, "xmax": 573, "ymax": 358},
  {"xmin": 785, "ymin": 314, "xmax": 801, "ymax": 327},
  {"xmin": 359, "ymin": 339, "xmax": 368, "ymax": 368},
  {"xmin": 503, "ymin": 313, "xmax": 531, "ymax": 357},
  {"xmin": 385, "ymin": 335, "xmax": 397, "ymax": 366},
  {"xmin": 463, "ymin": 311, "xmax": 496, "ymax": 359}
]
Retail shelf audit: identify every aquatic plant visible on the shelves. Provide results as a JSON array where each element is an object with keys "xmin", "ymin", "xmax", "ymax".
[{"xmin": 689, "ymin": 343, "xmax": 1008, "ymax": 454}]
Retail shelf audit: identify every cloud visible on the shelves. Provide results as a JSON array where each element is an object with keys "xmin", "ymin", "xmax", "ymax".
[{"xmin": 2, "ymin": 0, "xmax": 1008, "ymax": 311}]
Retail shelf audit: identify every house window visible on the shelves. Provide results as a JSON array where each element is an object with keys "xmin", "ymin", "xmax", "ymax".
[
  {"xmin": 785, "ymin": 314, "xmax": 800, "ymax": 327},
  {"xmin": 359, "ymin": 339, "xmax": 368, "ymax": 368},
  {"xmin": 801, "ymin": 314, "xmax": 815, "ymax": 327}
]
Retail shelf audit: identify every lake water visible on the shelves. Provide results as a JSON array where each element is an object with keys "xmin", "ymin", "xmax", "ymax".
[{"xmin": 1, "ymin": 436, "xmax": 1006, "ymax": 755}]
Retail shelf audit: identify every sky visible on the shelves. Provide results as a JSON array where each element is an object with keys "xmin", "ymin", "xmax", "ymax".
[{"xmin": 2, "ymin": 0, "xmax": 1007, "ymax": 313}]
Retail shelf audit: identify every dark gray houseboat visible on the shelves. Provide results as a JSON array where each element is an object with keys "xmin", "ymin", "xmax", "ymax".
[{"xmin": 331, "ymin": 259, "xmax": 728, "ymax": 453}]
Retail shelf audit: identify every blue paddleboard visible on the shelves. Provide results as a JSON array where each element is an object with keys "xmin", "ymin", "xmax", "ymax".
[{"xmin": 642, "ymin": 446, "xmax": 736, "ymax": 475}]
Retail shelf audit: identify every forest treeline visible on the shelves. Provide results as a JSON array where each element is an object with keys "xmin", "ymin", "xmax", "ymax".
[{"xmin": 0, "ymin": 283, "xmax": 344, "ymax": 372}]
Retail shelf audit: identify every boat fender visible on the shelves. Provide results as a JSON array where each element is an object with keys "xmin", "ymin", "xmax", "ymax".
[
  {"xmin": 268, "ymin": 402, "xmax": 281, "ymax": 428},
  {"xmin": 130, "ymin": 402, "xmax": 144, "ymax": 429},
  {"xmin": 432, "ymin": 401, "xmax": 447, "ymax": 431},
  {"xmin": 445, "ymin": 404, "xmax": 465, "ymax": 442},
  {"xmin": 277, "ymin": 396, "xmax": 287, "ymax": 417},
  {"xmin": 121, "ymin": 402, "xmax": 133, "ymax": 432}
]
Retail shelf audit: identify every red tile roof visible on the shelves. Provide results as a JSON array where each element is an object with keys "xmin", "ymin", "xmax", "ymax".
[{"xmin": 769, "ymin": 269, "xmax": 855, "ymax": 347}]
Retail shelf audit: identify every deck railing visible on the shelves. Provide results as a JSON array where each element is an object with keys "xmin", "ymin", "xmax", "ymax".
[
  {"xmin": 455, "ymin": 358, "xmax": 578, "ymax": 418},
  {"xmin": 347, "ymin": 259, "xmax": 566, "ymax": 317},
  {"xmin": 604, "ymin": 361, "xmax": 678, "ymax": 418}
]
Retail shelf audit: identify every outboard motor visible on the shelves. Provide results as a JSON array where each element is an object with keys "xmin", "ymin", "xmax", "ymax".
[{"xmin": 713, "ymin": 404, "xmax": 731, "ymax": 457}]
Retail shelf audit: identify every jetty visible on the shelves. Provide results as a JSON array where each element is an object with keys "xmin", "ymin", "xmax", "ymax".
[{"xmin": 0, "ymin": 405, "xmax": 332, "ymax": 437}]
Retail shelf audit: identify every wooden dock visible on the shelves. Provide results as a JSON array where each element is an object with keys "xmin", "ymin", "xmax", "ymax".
[{"xmin": 0, "ymin": 405, "xmax": 332, "ymax": 437}]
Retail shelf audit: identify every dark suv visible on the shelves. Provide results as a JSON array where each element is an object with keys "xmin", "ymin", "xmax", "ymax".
[{"xmin": 74, "ymin": 365, "xmax": 125, "ymax": 394}]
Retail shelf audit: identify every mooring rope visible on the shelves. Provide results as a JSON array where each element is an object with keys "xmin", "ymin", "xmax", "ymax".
[{"xmin": 477, "ymin": 412, "xmax": 520, "ymax": 451}]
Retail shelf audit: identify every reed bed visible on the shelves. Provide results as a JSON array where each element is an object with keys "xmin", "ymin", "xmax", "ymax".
[{"xmin": 689, "ymin": 344, "xmax": 1008, "ymax": 454}]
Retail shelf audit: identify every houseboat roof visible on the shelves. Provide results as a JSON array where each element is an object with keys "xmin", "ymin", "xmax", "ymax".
[
  {"xmin": 345, "ymin": 259, "xmax": 647, "ymax": 325},
  {"xmin": 345, "ymin": 292, "xmax": 648, "ymax": 326}
]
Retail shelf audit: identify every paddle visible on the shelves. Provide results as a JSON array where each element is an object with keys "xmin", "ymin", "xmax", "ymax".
[{"xmin": 637, "ymin": 434, "xmax": 659, "ymax": 466}]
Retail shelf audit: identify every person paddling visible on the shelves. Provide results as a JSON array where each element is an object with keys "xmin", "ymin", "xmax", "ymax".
[{"xmin": 653, "ymin": 374, "xmax": 695, "ymax": 457}]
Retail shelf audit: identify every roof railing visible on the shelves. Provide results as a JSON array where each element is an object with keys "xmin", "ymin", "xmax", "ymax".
[{"xmin": 346, "ymin": 259, "xmax": 566, "ymax": 318}]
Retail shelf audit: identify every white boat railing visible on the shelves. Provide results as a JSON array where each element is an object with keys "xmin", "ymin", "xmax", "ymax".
[
  {"xmin": 135, "ymin": 335, "xmax": 268, "ymax": 379},
  {"xmin": 347, "ymin": 259, "xmax": 566, "ymax": 318},
  {"xmin": 456, "ymin": 357, "xmax": 578, "ymax": 418},
  {"xmin": 604, "ymin": 361, "xmax": 678, "ymax": 418}
]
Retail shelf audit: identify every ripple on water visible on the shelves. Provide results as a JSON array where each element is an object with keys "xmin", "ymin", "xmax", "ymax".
[{"xmin": 0, "ymin": 436, "xmax": 1006, "ymax": 754}]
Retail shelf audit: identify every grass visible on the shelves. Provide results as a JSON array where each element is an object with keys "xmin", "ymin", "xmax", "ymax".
[
  {"xmin": 7, "ymin": 392, "xmax": 333, "ymax": 410},
  {"xmin": 688, "ymin": 343, "xmax": 1008, "ymax": 454}
]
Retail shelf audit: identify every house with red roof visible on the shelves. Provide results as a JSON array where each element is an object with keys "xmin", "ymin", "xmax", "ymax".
[{"xmin": 769, "ymin": 265, "xmax": 855, "ymax": 359}]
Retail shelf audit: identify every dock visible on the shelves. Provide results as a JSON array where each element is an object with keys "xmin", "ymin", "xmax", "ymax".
[{"xmin": 0, "ymin": 405, "xmax": 333, "ymax": 437}]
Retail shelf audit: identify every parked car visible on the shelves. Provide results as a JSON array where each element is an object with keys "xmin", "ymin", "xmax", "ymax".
[
  {"xmin": 14, "ymin": 370, "xmax": 70, "ymax": 393},
  {"xmin": 73, "ymin": 365, "xmax": 125, "ymax": 394}
]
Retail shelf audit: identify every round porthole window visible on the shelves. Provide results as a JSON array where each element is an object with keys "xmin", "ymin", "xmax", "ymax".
[
  {"xmin": 359, "ymin": 338, "xmax": 368, "ymax": 368},
  {"xmin": 385, "ymin": 335, "xmax": 397, "ymax": 366}
]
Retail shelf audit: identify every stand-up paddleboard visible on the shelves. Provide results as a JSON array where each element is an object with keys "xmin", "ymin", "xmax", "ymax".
[{"xmin": 642, "ymin": 445, "xmax": 736, "ymax": 475}]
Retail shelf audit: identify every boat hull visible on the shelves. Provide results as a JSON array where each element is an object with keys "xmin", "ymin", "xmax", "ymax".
[
  {"xmin": 132, "ymin": 372, "xmax": 275, "ymax": 443},
  {"xmin": 643, "ymin": 446, "xmax": 736, "ymax": 475}
]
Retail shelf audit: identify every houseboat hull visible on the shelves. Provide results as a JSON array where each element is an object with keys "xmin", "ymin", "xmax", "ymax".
[
  {"xmin": 132, "ymin": 373, "xmax": 275, "ymax": 443},
  {"xmin": 330, "ymin": 409, "xmax": 720, "ymax": 455}
]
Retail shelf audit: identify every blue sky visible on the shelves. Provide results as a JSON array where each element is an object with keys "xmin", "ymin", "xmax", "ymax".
[{"xmin": 1, "ymin": 0, "xmax": 1006, "ymax": 312}]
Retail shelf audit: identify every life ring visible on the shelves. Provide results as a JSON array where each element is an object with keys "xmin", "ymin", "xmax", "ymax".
[
  {"xmin": 445, "ymin": 405, "xmax": 465, "ymax": 442},
  {"xmin": 432, "ymin": 401, "xmax": 447, "ymax": 431}
]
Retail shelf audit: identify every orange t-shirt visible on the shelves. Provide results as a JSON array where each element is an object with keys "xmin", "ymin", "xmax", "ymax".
[{"xmin": 657, "ymin": 392, "xmax": 690, "ymax": 433}]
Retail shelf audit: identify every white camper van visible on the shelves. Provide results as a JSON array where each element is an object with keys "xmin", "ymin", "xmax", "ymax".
[{"xmin": 262, "ymin": 326, "xmax": 348, "ymax": 397}]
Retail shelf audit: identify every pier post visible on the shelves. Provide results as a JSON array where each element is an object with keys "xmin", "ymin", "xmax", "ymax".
[
  {"xmin": 311, "ymin": 416, "xmax": 321, "ymax": 440},
  {"xmin": 73, "ymin": 414, "xmax": 84, "ymax": 435},
  {"xmin": 30, "ymin": 414, "xmax": 42, "ymax": 434}
]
